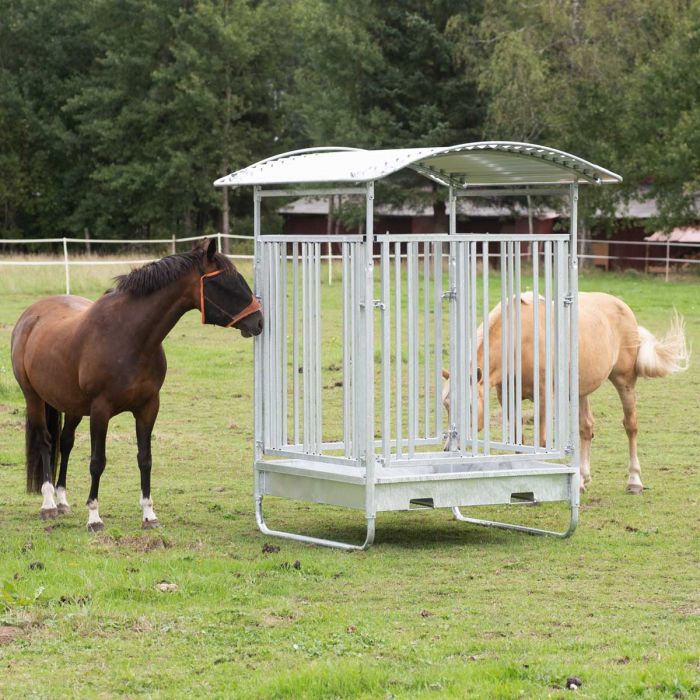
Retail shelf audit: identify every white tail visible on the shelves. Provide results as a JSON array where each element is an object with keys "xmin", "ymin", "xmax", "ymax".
[{"xmin": 636, "ymin": 312, "xmax": 690, "ymax": 378}]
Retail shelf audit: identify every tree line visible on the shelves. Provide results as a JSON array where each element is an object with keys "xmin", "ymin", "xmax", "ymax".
[{"xmin": 1, "ymin": 0, "xmax": 698, "ymax": 240}]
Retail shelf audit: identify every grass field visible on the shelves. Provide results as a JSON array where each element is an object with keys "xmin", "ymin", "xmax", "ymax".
[{"xmin": 0, "ymin": 262, "xmax": 698, "ymax": 699}]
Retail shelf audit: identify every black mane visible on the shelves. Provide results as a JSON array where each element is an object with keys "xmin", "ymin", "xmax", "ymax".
[{"xmin": 115, "ymin": 249, "xmax": 235, "ymax": 296}]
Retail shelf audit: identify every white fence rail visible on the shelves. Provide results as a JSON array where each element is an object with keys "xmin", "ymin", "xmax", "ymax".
[
  {"xmin": 1, "ymin": 234, "xmax": 698, "ymax": 295},
  {"xmin": 0, "ymin": 232, "xmax": 252, "ymax": 294}
]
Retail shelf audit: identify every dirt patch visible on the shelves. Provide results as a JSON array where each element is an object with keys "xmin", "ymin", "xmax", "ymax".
[
  {"xmin": 0, "ymin": 626, "xmax": 23, "ymax": 645},
  {"xmin": 97, "ymin": 533, "xmax": 171, "ymax": 552},
  {"xmin": 259, "ymin": 611, "xmax": 299, "ymax": 627},
  {"xmin": 0, "ymin": 419, "xmax": 23, "ymax": 431}
]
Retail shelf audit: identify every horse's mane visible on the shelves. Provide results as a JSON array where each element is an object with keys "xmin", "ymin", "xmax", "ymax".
[{"xmin": 114, "ymin": 249, "xmax": 234, "ymax": 296}]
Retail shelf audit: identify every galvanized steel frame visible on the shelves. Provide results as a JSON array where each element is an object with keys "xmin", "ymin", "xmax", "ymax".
[{"xmin": 252, "ymin": 181, "xmax": 583, "ymax": 549}]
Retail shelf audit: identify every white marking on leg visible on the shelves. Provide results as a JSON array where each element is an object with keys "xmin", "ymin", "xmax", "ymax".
[
  {"xmin": 56, "ymin": 486, "xmax": 70, "ymax": 509},
  {"xmin": 579, "ymin": 439, "xmax": 592, "ymax": 489},
  {"xmin": 627, "ymin": 455, "xmax": 643, "ymax": 491},
  {"xmin": 140, "ymin": 494, "xmax": 158, "ymax": 524},
  {"xmin": 87, "ymin": 499, "xmax": 103, "ymax": 528},
  {"xmin": 41, "ymin": 481, "xmax": 57, "ymax": 510}
]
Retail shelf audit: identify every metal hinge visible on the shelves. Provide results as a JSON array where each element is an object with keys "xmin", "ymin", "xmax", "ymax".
[
  {"xmin": 564, "ymin": 293, "xmax": 574, "ymax": 306},
  {"xmin": 564, "ymin": 444, "xmax": 574, "ymax": 455},
  {"xmin": 373, "ymin": 299, "xmax": 386, "ymax": 309},
  {"xmin": 442, "ymin": 289, "xmax": 457, "ymax": 301}
]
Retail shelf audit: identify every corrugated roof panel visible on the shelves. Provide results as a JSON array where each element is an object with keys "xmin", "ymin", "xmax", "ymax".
[{"xmin": 214, "ymin": 142, "xmax": 622, "ymax": 188}]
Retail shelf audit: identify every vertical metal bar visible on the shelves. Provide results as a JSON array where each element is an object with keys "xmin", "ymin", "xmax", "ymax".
[
  {"xmin": 507, "ymin": 242, "xmax": 515, "ymax": 446},
  {"xmin": 448, "ymin": 189, "xmax": 457, "ymax": 450},
  {"xmin": 448, "ymin": 238, "xmax": 458, "ymax": 451},
  {"xmin": 292, "ymin": 242, "xmax": 300, "ymax": 446},
  {"xmin": 272, "ymin": 242, "xmax": 280, "ymax": 449},
  {"xmin": 423, "ymin": 243, "xmax": 430, "ymax": 439},
  {"xmin": 458, "ymin": 241, "xmax": 469, "ymax": 452},
  {"xmin": 470, "ymin": 241, "xmax": 478, "ymax": 455},
  {"xmin": 407, "ymin": 241, "xmax": 417, "ymax": 457},
  {"xmin": 433, "ymin": 242, "xmax": 443, "ymax": 439},
  {"xmin": 381, "ymin": 241, "xmax": 391, "ymax": 463},
  {"xmin": 395, "ymin": 242, "xmax": 403, "ymax": 459},
  {"xmin": 253, "ymin": 187, "xmax": 263, "ymax": 467},
  {"xmin": 515, "ymin": 241, "xmax": 523, "ymax": 446},
  {"xmin": 544, "ymin": 240, "xmax": 553, "ymax": 449},
  {"xmin": 315, "ymin": 241, "xmax": 323, "ymax": 453},
  {"xmin": 280, "ymin": 242, "xmax": 288, "ymax": 447},
  {"xmin": 264, "ymin": 243, "xmax": 273, "ymax": 449},
  {"xmin": 343, "ymin": 243, "xmax": 351, "ymax": 457},
  {"xmin": 482, "ymin": 242, "xmax": 490, "ymax": 455},
  {"xmin": 569, "ymin": 183, "xmax": 581, "ymax": 496},
  {"xmin": 553, "ymin": 239, "xmax": 561, "ymax": 451},
  {"xmin": 532, "ymin": 241, "xmax": 540, "ymax": 450},
  {"xmin": 556, "ymin": 239, "xmax": 568, "ymax": 453},
  {"xmin": 351, "ymin": 242, "xmax": 358, "ymax": 458},
  {"xmin": 302, "ymin": 242, "xmax": 310, "ymax": 453},
  {"xmin": 309, "ymin": 242, "xmax": 316, "ymax": 451},
  {"xmin": 363, "ymin": 181, "xmax": 376, "ymax": 525},
  {"xmin": 500, "ymin": 242, "xmax": 507, "ymax": 444}
]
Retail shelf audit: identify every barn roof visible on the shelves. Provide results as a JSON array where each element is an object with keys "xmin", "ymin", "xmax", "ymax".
[{"xmin": 214, "ymin": 142, "xmax": 622, "ymax": 189}]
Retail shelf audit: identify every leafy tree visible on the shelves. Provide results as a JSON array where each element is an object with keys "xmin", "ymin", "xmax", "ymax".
[
  {"xmin": 459, "ymin": 0, "xmax": 691, "ymax": 229},
  {"xmin": 0, "ymin": 0, "xmax": 96, "ymax": 239},
  {"xmin": 66, "ymin": 0, "xmax": 295, "ymax": 238}
]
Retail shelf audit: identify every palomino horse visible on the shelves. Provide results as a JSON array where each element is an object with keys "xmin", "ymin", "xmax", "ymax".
[
  {"xmin": 442, "ymin": 292, "xmax": 688, "ymax": 493},
  {"xmin": 11, "ymin": 238, "xmax": 262, "ymax": 530}
]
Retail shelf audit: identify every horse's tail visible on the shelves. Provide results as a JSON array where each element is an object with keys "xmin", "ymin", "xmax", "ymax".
[
  {"xmin": 636, "ymin": 311, "xmax": 690, "ymax": 379},
  {"xmin": 25, "ymin": 404, "xmax": 62, "ymax": 494}
]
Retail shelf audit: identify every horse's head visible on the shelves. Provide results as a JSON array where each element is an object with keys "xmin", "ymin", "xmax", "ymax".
[
  {"xmin": 198, "ymin": 239, "xmax": 264, "ymax": 337},
  {"xmin": 441, "ymin": 368, "xmax": 484, "ymax": 450}
]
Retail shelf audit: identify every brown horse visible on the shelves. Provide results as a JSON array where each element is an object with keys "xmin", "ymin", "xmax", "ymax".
[
  {"xmin": 11, "ymin": 238, "xmax": 262, "ymax": 530},
  {"xmin": 442, "ymin": 292, "xmax": 689, "ymax": 493}
]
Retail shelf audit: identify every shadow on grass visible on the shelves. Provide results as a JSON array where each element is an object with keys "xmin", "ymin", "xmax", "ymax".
[{"xmin": 259, "ymin": 503, "xmax": 574, "ymax": 551}]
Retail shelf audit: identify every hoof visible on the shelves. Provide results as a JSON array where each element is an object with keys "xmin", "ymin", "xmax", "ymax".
[
  {"xmin": 142, "ymin": 519, "xmax": 161, "ymax": 530},
  {"xmin": 57, "ymin": 504, "xmax": 71, "ymax": 515},
  {"xmin": 626, "ymin": 484, "xmax": 644, "ymax": 495},
  {"xmin": 87, "ymin": 521, "xmax": 105, "ymax": 532},
  {"xmin": 40, "ymin": 508, "xmax": 58, "ymax": 521}
]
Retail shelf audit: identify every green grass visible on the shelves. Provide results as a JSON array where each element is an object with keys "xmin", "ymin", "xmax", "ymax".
[{"xmin": 0, "ymin": 265, "xmax": 699, "ymax": 699}]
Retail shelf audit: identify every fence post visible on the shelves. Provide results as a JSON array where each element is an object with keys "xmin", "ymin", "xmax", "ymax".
[
  {"xmin": 171, "ymin": 234, "xmax": 176, "ymax": 254},
  {"xmin": 665, "ymin": 240, "xmax": 670, "ymax": 282},
  {"xmin": 63, "ymin": 237, "xmax": 71, "ymax": 294},
  {"xmin": 217, "ymin": 232, "xmax": 222, "ymax": 253}
]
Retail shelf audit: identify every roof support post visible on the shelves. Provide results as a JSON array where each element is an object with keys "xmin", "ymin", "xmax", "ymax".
[
  {"xmin": 363, "ymin": 181, "xmax": 376, "ymax": 526},
  {"xmin": 568, "ymin": 182, "xmax": 581, "ymax": 516}
]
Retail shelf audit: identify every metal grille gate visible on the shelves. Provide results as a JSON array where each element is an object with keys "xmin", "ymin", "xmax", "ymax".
[{"xmin": 253, "ymin": 186, "xmax": 581, "ymax": 549}]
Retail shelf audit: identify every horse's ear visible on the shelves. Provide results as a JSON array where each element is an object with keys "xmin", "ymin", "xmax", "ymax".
[
  {"xmin": 442, "ymin": 369, "xmax": 450, "ymax": 380},
  {"xmin": 206, "ymin": 239, "xmax": 217, "ymax": 261}
]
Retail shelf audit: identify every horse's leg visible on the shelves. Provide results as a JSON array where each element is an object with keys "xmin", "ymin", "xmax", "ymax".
[
  {"xmin": 135, "ymin": 396, "xmax": 160, "ymax": 529},
  {"xmin": 86, "ymin": 402, "xmax": 110, "ymax": 531},
  {"xmin": 55, "ymin": 414, "xmax": 82, "ymax": 514},
  {"xmin": 611, "ymin": 375, "xmax": 643, "ymax": 494},
  {"xmin": 579, "ymin": 396, "xmax": 594, "ymax": 492},
  {"xmin": 25, "ymin": 395, "xmax": 58, "ymax": 519}
]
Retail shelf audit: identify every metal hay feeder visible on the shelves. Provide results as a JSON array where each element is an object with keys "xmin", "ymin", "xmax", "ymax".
[{"xmin": 215, "ymin": 142, "xmax": 622, "ymax": 549}]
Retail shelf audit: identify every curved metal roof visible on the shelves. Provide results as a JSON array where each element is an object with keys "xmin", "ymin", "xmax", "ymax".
[{"xmin": 214, "ymin": 142, "xmax": 622, "ymax": 188}]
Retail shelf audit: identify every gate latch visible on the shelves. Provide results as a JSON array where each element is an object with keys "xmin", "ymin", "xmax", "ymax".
[
  {"xmin": 373, "ymin": 299, "xmax": 386, "ymax": 309},
  {"xmin": 564, "ymin": 293, "xmax": 574, "ymax": 306},
  {"xmin": 442, "ymin": 289, "xmax": 457, "ymax": 301}
]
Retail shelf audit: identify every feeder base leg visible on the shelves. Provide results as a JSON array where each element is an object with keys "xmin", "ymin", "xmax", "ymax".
[{"xmin": 255, "ymin": 496, "xmax": 376, "ymax": 551}]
